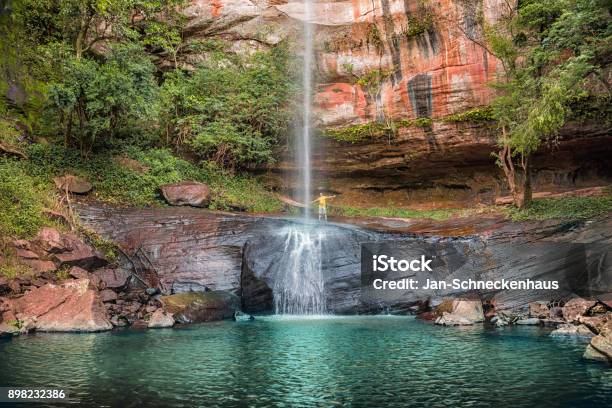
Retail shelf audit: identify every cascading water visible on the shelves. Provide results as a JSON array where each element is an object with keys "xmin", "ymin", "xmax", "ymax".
[
  {"xmin": 300, "ymin": 0, "xmax": 313, "ymax": 214},
  {"xmin": 272, "ymin": 0, "xmax": 327, "ymax": 315},
  {"xmin": 273, "ymin": 226, "xmax": 325, "ymax": 315}
]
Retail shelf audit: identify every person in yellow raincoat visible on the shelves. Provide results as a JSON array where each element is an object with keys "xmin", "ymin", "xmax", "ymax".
[{"xmin": 312, "ymin": 193, "xmax": 336, "ymax": 221}]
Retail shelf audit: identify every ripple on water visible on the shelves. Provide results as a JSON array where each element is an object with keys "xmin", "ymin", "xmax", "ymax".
[{"xmin": 0, "ymin": 317, "xmax": 610, "ymax": 408}]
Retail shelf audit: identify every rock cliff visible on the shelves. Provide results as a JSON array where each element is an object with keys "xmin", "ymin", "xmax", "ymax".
[{"xmin": 174, "ymin": 0, "xmax": 611, "ymax": 206}]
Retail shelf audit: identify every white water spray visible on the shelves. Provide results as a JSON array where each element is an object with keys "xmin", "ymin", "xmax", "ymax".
[
  {"xmin": 272, "ymin": 1, "xmax": 326, "ymax": 315},
  {"xmin": 273, "ymin": 226, "xmax": 325, "ymax": 315}
]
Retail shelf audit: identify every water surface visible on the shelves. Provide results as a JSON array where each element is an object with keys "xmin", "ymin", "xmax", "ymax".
[{"xmin": 0, "ymin": 316, "xmax": 610, "ymax": 407}]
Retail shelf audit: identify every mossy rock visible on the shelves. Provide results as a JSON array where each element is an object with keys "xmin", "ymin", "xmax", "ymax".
[{"xmin": 161, "ymin": 290, "xmax": 240, "ymax": 323}]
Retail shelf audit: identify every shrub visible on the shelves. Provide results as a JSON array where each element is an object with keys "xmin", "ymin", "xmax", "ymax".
[
  {"xmin": 443, "ymin": 106, "xmax": 495, "ymax": 123},
  {"xmin": 505, "ymin": 196, "xmax": 612, "ymax": 221}
]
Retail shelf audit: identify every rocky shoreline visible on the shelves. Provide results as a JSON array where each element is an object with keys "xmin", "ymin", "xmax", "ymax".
[
  {"xmin": 419, "ymin": 297, "xmax": 611, "ymax": 362},
  {"xmin": 0, "ymin": 226, "xmax": 243, "ymax": 337},
  {"xmin": 1, "ymin": 204, "xmax": 610, "ymax": 364}
]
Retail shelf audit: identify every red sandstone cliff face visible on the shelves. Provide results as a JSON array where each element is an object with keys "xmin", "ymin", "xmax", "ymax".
[
  {"xmin": 176, "ymin": 0, "xmax": 611, "ymax": 207},
  {"xmin": 180, "ymin": 0, "xmax": 504, "ymax": 123}
]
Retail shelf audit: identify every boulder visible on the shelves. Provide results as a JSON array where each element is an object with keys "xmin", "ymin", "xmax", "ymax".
[
  {"xmin": 233, "ymin": 311, "xmax": 254, "ymax": 322},
  {"xmin": 0, "ymin": 322, "xmax": 19, "ymax": 338},
  {"xmin": 579, "ymin": 313, "xmax": 610, "ymax": 334},
  {"xmin": 529, "ymin": 301, "xmax": 549, "ymax": 318},
  {"xmin": 130, "ymin": 320, "xmax": 149, "ymax": 329},
  {"xmin": 93, "ymin": 267, "xmax": 131, "ymax": 289},
  {"xmin": 110, "ymin": 315, "xmax": 128, "ymax": 327},
  {"xmin": 12, "ymin": 279, "xmax": 111, "ymax": 332},
  {"xmin": 2, "ymin": 308, "xmax": 16, "ymax": 323},
  {"xmin": 122, "ymin": 301, "xmax": 142, "ymax": 314},
  {"xmin": 160, "ymin": 291, "xmax": 240, "ymax": 323},
  {"xmin": 21, "ymin": 259, "xmax": 56, "ymax": 274},
  {"xmin": 10, "ymin": 239, "xmax": 31, "ymax": 250},
  {"xmin": 515, "ymin": 318, "xmax": 542, "ymax": 325},
  {"xmin": 1, "ymin": 297, "xmax": 11, "ymax": 313},
  {"xmin": 549, "ymin": 306, "xmax": 564, "ymax": 318},
  {"xmin": 584, "ymin": 320, "xmax": 612, "ymax": 363},
  {"xmin": 0, "ymin": 317, "xmax": 33, "ymax": 337},
  {"xmin": 14, "ymin": 248, "xmax": 39, "ymax": 259},
  {"xmin": 160, "ymin": 181, "xmax": 211, "ymax": 208},
  {"xmin": 491, "ymin": 314, "xmax": 510, "ymax": 327},
  {"xmin": 550, "ymin": 324, "xmax": 594, "ymax": 337},
  {"xmin": 148, "ymin": 309, "xmax": 175, "ymax": 328},
  {"xmin": 52, "ymin": 246, "xmax": 106, "ymax": 270},
  {"xmin": 53, "ymin": 174, "xmax": 92, "ymax": 194},
  {"xmin": 33, "ymin": 228, "xmax": 107, "ymax": 270},
  {"xmin": 7, "ymin": 279, "xmax": 20, "ymax": 294},
  {"xmin": 99, "ymin": 289, "xmax": 118, "ymax": 303},
  {"xmin": 34, "ymin": 228, "xmax": 65, "ymax": 253},
  {"xmin": 563, "ymin": 298, "xmax": 597, "ymax": 323},
  {"xmin": 69, "ymin": 266, "xmax": 89, "ymax": 280},
  {"xmin": 434, "ymin": 298, "xmax": 484, "ymax": 326}
]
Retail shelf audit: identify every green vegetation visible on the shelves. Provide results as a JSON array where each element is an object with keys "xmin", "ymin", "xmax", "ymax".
[
  {"xmin": 0, "ymin": 247, "xmax": 34, "ymax": 278},
  {"xmin": 323, "ymin": 123, "xmax": 395, "ymax": 143},
  {"xmin": 0, "ymin": 160, "xmax": 54, "ymax": 238},
  {"xmin": 159, "ymin": 45, "xmax": 295, "ymax": 169},
  {"xmin": 55, "ymin": 266, "xmax": 71, "ymax": 281},
  {"xmin": 2, "ymin": 0, "xmax": 296, "ymax": 165},
  {"xmin": 0, "ymin": 144, "xmax": 282, "ymax": 242},
  {"xmin": 505, "ymin": 196, "xmax": 612, "ymax": 221},
  {"xmin": 485, "ymin": 0, "xmax": 611, "ymax": 208},
  {"xmin": 330, "ymin": 206, "xmax": 459, "ymax": 221},
  {"xmin": 323, "ymin": 118, "xmax": 432, "ymax": 143},
  {"xmin": 366, "ymin": 24, "xmax": 384, "ymax": 55},
  {"xmin": 79, "ymin": 227, "xmax": 119, "ymax": 262},
  {"xmin": 0, "ymin": 0, "xmax": 290, "ymax": 245},
  {"xmin": 25, "ymin": 144, "xmax": 282, "ymax": 211},
  {"xmin": 402, "ymin": 3, "xmax": 435, "ymax": 40},
  {"xmin": 443, "ymin": 106, "xmax": 495, "ymax": 123}
]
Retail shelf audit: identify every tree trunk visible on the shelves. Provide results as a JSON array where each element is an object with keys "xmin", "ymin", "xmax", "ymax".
[
  {"xmin": 75, "ymin": 7, "xmax": 92, "ymax": 59},
  {"xmin": 498, "ymin": 127, "xmax": 522, "ymax": 207},
  {"xmin": 518, "ymin": 154, "xmax": 532, "ymax": 208},
  {"xmin": 64, "ymin": 111, "xmax": 73, "ymax": 147}
]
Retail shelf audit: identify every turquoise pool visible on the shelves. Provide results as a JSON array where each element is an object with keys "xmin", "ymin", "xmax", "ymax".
[{"xmin": 0, "ymin": 316, "xmax": 610, "ymax": 407}]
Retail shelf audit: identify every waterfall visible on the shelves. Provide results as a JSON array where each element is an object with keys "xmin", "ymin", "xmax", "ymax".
[
  {"xmin": 273, "ymin": 225, "xmax": 326, "ymax": 315},
  {"xmin": 300, "ymin": 0, "xmax": 313, "ymax": 217},
  {"xmin": 272, "ymin": 1, "xmax": 326, "ymax": 315}
]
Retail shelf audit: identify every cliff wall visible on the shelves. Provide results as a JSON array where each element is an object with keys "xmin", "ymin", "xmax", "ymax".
[{"xmin": 176, "ymin": 0, "xmax": 611, "ymax": 206}]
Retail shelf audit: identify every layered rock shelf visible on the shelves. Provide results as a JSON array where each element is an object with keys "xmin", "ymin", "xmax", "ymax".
[{"xmin": 76, "ymin": 205, "xmax": 611, "ymax": 315}]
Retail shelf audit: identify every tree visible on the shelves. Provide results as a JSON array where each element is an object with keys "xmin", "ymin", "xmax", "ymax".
[
  {"xmin": 46, "ymin": 44, "xmax": 158, "ymax": 155},
  {"xmin": 486, "ymin": 0, "xmax": 610, "ymax": 207},
  {"xmin": 158, "ymin": 43, "xmax": 296, "ymax": 170},
  {"xmin": 5, "ymin": 0, "xmax": 184, "ymax": 154}
]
